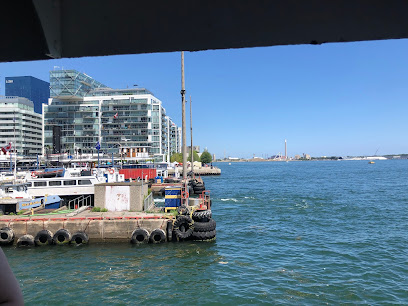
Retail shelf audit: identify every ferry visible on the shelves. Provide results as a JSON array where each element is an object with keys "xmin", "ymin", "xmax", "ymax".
[{"xmin": 25, "ymin": 175, "xmax": 103, "ymax": 198}]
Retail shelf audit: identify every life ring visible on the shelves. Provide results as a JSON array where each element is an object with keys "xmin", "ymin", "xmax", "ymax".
[
  {"xmin": 31, "ymin": 172, "xmax": 37, "ymax": 178},
  {"xmin": 181, "ymin": 191, "xmax": 189, "ymax": 199},
  {"xmin": 109, "ymin": 168, "xmax": 114, "ymax": 174}
]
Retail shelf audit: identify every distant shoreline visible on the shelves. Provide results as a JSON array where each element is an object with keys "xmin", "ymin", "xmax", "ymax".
[{"xmin": 216, "ymin": 156, "xmax": 407, "ymax": 162}]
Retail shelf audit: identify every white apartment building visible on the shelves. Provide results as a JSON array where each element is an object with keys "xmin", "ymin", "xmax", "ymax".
[{"xmin": 0, "ymin": 96, "xmax": 42, "ymax": 156}]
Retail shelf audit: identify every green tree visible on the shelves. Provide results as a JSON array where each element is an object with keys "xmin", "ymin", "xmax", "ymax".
[
  {"xmin": 188, "ymin": 151, "xmax": 200, "ymax": 162},
  {"xmin": 170, "ymin": 153, "xmax": 183, "ymax": 163},
  {"xmin": 200, "ymin": 150, "xmax": 212, "ymax": 164}
]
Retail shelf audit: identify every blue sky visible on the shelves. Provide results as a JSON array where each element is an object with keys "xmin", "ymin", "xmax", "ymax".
[{"xmin": 1, "ymin": 39, "xmax": 408, "ymax": 158}]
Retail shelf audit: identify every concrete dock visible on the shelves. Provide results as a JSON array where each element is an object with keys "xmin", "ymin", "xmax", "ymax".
[
  {"xmin": 0, "ymin": 209, "xmax": 173, "ymax": 244},
  {"xmin": 168, "ymin": 166, "xmax": 221, "ymax": 176}
]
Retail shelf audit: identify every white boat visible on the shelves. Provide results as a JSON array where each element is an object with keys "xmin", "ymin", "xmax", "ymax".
[
  {"xmin": 26, "ymin": 174, "xmax": 105, "ymax": 198},
  {"xmin": 0, "ymin": 183, "xmax": 32, "ymax": 214}
]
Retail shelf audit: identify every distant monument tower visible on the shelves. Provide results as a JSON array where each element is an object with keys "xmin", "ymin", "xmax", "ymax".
[{"xmin": 285, "ymin": 139, "xmax": 287, "ymax": 160}]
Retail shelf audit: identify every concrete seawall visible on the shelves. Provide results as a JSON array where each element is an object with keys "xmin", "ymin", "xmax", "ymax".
[
  {"xmin": 168, "ymin": 167, "xmax": 221, "ymax": 176},
  {"xmin": 0, "ymin": 211, "xmax": 172, "ymax": 244}
]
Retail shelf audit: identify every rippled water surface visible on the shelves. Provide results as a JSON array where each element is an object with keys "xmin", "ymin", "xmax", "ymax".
[{"xmin": 4, "ymin": 160, "xmax": 408, "ymax": 304}]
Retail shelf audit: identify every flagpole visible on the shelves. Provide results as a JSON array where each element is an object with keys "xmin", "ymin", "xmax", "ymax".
[
  {"xmin": 9, "ymin": 143, "xmax": 12, "ymax": 172},
  {"xmin": 13, "ymin": 111, "xmax": 16, "ymax": 179}
]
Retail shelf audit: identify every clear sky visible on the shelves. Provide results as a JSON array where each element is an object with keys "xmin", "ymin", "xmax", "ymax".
[{"xmin": 1, "ymin": 39, "xmax": 408, "ymax": 158}]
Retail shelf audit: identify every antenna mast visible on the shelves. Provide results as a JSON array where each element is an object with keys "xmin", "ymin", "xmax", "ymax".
[{"xmin": 181, "ymin": 52, "xmax": 187, "ymax": 180}]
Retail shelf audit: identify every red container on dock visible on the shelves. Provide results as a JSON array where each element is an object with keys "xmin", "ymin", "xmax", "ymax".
[{"xmin": 119, "ymin": 168, "xmax": 157, "ymax": 180}]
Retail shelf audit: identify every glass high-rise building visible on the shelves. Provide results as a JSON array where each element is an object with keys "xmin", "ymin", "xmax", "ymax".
[
  {"xmin": 5, "ymin": 76, "xmax": 50, "ymax": 114},
  {"xmin": 43, "ymin": 69, "xmax": 181, "ymax": 162}
]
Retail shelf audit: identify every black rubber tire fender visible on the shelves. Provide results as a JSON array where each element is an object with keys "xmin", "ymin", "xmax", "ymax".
[
  {"xmin": 177, "ymin": 205, "xmax": 191, "ymax": 216},
  {"xmin": 34, "ymin": 229, "xmax": 54, "ymax": 246},
  {"xmin": 173, "ymin": 215, "xmax": 193, "ymax": 239},
  {"xmin": 149, "ymin": 229, "xmax": 166, "ymax": 244},
  {"xmin": 130, "ymin": 228, "xmax": 149, "ymax": 244},
  {"xmin": 192, "ymin": 209, "xmax": 212, "ymax": 221},
  {"xmin": 71, "ymin": 232, "xmax": 89, "ymax": 245},
  {"xmin": 192, "ymin": 230, "xmax": 216, "ymax": 241},
  {"xmin": 193, "ymin": 219, "xmax": 216, "ymax": 232},
  {"xmin": 0, "ymin": 227, "xmax": 15, "ymax": 245},
  {"xmin": 17, "ymin": 234, "xmax": 35, "ymax": 247},
  {"xmin": 166, "ymin": 220, "xmax": 173, "ymax": 242},
  {"xmin": 53, "ymin": 229, "xmax": 72, "ymax": 245}
]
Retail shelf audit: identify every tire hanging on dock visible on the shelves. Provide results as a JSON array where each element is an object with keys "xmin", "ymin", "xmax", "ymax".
[
  {"xmin": 17, "ymin": 234, "xmax": 35, "ymax": 247},
  {"xmin": 193, "ymin": 219, "xmax": 216, "ymax": 232},
  {"xmin": 192, "ymin": 209, "xmax": 212, "ymax": 222},
  {"xmin": 34, "ymin": 230, "xmax": 54, "ymax": 246},
  {"xmin": 166, "ymin": 220, "xmax": 173, "ymax": 242},
  {"xmin": 71, "ymin": 232, "xmax": 89, "ymax": 245},
  {"xmin": 53, "ymin": 229, "xmax": 72, "ymax": 245},
  {"xmin": 173, "ymin": 215, "xmax": 193, "ymax": 239},
  {"xmin": 0, "ymin": 227, "xmax": 15, "ymax": 246},
  {"xmin": 130, "ymin": 228, "xmax": 149, "ymax": 244},
  {"xmin": 192, "ymin": 230, "xmax": 216, "ymax": 241},
  {"xmin": 177, "ymin": 205, "xmax": 191, "ymax": 216},
  {"xmin": 149, "ymin": 229, "xmax": 166, "ymax": 244}
]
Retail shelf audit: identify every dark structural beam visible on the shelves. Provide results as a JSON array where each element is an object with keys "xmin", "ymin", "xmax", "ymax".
[{"xmin": 1, "ymin": 0, "xmax": 408, "ymax": 62}]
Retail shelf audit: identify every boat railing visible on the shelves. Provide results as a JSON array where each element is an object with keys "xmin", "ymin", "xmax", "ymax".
[{"xmin": 68, "ymin": 195, "xmax": 92, "ymax": 209}]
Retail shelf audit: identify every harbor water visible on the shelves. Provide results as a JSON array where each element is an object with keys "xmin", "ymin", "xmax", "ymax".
[{"xmin": 3, "ymin": 160, "xmax": 408, "ymax": 304}]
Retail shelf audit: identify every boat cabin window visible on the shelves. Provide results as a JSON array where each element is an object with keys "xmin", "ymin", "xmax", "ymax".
[
  {"xmin": 78, "ymin": 179, "xmax": 92, "ymax": 185},
  {"xmin": 49, "ymin": 181, "xmax": 62, "ymax": 186},
  {"xmin": 34, "ymin": 182, "xmax": 47, "ymax": 187},
  {"xmin": 63, "ymin": 180, "xmax": 77, "ymax": 186}
]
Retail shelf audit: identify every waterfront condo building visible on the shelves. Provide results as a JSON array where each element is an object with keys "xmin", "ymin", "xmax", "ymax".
[
  {"xmin": 5, "ymin": 76, "xmax": 50, "ymax": 114},
  {"xmin": 0, "ymin": 96, "xmax": 42, "ymax": 156},
  {"xmin": 43, "ymin": 69, "xmax": 181, "ymax": 162}
]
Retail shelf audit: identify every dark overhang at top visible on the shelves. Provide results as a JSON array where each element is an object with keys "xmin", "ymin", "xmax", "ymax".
[{"xmin": 2, "ymin": 0, "xmax": 408, "ymax": 63}]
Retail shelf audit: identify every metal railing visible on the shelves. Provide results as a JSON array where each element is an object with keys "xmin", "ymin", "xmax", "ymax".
[
  {"xmin": 68, "ymin": 195, "xmax": 92, "ymax": 209},
  {"xmin": 143, "ymin": 192, "xmax": 154, "ymax": 211}
]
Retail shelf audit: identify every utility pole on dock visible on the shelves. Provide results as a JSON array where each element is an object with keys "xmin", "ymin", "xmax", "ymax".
[
  {"xmin": 190, "ymin": 95, "xmax": 194, "ymax": 177},
  {"xmin": 181, "ymin": 51, "xmax": 187, "ymax": 180}
]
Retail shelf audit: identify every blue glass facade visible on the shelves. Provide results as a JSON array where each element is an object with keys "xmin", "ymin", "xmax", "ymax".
[{"xmin": 5, "ymin": 76, "xmax": 50, "ymax": 114}]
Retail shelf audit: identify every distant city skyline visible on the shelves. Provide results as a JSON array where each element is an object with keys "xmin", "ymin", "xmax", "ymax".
[{"xmin": 1, "ymin": 39, "xmax": 408, "ymax": 158}]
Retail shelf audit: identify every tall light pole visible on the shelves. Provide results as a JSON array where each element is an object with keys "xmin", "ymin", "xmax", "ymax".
[
  {"xmin": 181, "ymin": 51, "xmax": 187, "ymax": 180},
  {"xmin": 190, "ymin": 95, "xmax": 194, "ymax": 176}
]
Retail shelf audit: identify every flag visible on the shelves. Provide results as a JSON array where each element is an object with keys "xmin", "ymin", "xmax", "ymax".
[
  {"xmin": 1, "ymin": 143, "xmax": 12, "ymax": 154},
  {"xmin": 95, "ymin": 142, "xmax": 101, "ymax": 150},
  {"xmin": 113, "ymin": 112, "xmax": 118, "ymax": 119}
]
